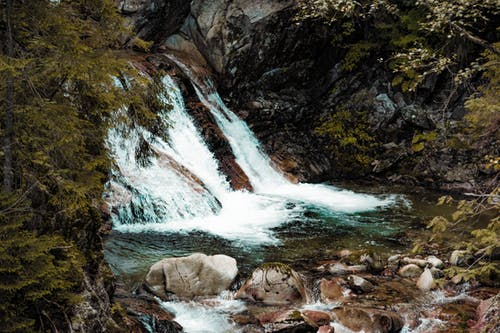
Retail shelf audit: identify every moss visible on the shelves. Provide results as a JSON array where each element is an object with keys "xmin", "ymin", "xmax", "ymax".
[{"xmin": 260, "ymin": 262, "xmax": 294, "ymax": 275}]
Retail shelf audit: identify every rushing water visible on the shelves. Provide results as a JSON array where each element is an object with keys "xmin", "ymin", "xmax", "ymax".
[{"xmin": 103, "ymin": 69, "xmax": 449, "ymax": 332}]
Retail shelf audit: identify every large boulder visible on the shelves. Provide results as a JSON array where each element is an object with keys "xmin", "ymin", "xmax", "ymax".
[
  {"xmin": 144, "ymin": 253, "xmax": 238, "ymax": 299},
  {"xmin": 235, "ymin": 263, "xmax": 307, "ymax": 305}
]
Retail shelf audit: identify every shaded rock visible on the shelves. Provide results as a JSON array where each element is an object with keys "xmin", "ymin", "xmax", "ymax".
[
  {"xmin": 398, "ymin": 264, "xmax": 423, "ymax": 278},
  {"xmin": 319, "ymin": 278, "xmax": 350, "ymax": 302},
  {"xmin": 144, "ymin": 253, "xmax": 238, "ymax": 299},
  {"xmin": 416, "ymin": 268, "xmax": 434, "ymax": 292},
  {"xmin": 236, "ymin": 263, "xmax": 307, "ymax": 305},
  {"xmin": 400, "ymin": 104, "xmax": 435, "ymax": 130},
  {"xmin": 430, "ymin": 267, "xmax": 444, "ymax": 279},
  {"xmin": 347, "ymin": 275, "xmax": 374, "ymax": 293},
  {"xmin": 331, "ymin": 307, "xmax": 404, "ymax": 333},
  {"xmin": 372, "ymin": 93, "xmax": 397, "ymax": 128}
]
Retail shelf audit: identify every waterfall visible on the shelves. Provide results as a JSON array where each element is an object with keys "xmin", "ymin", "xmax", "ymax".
[
  {"xmin": 105, "ymin": 67, "xmax": 396, "ymax": 245},
  {"xmin": 195, "ymin": 84, "xmax": 394, "ymax": 212}
]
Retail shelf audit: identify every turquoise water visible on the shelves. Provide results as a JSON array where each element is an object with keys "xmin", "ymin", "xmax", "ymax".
[{"xmin": 104, "ymin": 186, "xmax": 443, "ymax": 287}]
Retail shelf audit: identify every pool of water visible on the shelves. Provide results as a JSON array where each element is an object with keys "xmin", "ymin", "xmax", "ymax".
[{"xmin": 104, "ymin": 185, "xmax": 448, "ymax": 288}]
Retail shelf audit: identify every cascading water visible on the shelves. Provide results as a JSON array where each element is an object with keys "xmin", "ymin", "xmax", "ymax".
[
  {"xmin": 106, "ymin": 66, "xmax": 397, "ymax": 245},
  {"xmin": 195, "ymin": 83, "xmax": 395, "ymax": 213}
]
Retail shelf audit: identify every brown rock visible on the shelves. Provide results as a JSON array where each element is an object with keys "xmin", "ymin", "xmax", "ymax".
[
  {"xmin": 301, "ymin": 310, "xmax": 331, "ymax": 327},
  {"xmin": 318, "ymin": 325, "xmax": 335, "ymax": 333},
  {"xmin": 319, "ymin": 278, "xmax": 350, "ymax": 302},
  {"xmin": 331, "ymin": 307, "xmax": 404, "ymax": 333}
]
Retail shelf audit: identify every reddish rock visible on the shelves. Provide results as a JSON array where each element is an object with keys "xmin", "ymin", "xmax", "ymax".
[
  {"xmin": 318, "ymin": 325, "xmax": 335, "ymax": 333},
  {"xmin": 301, "ymin": 310, "xmax": 331, "ymax": 327},
  {"xmin": 187, "ymin": 100, "xmax": 253, "ymax": 191},
  {"xmin": 319, "ymin": 278, "xmax": 350, "ymax": 302},
  {"xmin": 470, "ymin": 293, "xmax": 499, "ymax": 332}
]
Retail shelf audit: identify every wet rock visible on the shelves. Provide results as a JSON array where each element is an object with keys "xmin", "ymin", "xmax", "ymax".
[
  {"xmin": 257, "ymin": 309, "xmax": 315, "ymax": 333},
  {"xmin": 398, "ymin": 264, "xmax": 423, "ymax": 278},
  {"xmin": 331, "ymin": 307, "xmax": 404, "ymax": 333},
  {"xmin": 347, "ymin": 275, "xmax": 374, "ymax": 293},
  {"xmin": 319, "ymin": 278, "xmax": 351, "ymax": 302},
  {"xmin": 144, "ymin": 253, "xmax": 238, "ymax": 299},
  {"xmin": 328, "ymin": 262, "xmax": 367, "ymax": 275},
  {"xmin": 301, "ymin": 310, "xmax": 331, "ymax": 328},
  {"xmin": 471, "ymin": 293, "xmax": 499, "ymax": 332},
  {"xmin": 450, "ymin": 250, "xmax": 471, "ymax": 266},
  {"xmin": 317, "ymin": 326, "xmax": 335, "ymax": 333},
  {"xmin": 426, "ymin": 255, "xmax": 444, "ymax": 269},
  {"xmin": 112, "ymin": 287, "xmax": 183, "ymax": 333},
  {"xmin": 236, "ymin": 263, "xmax": 307, "ymax": 305},
  {"xmin": 416, "ymin": 268, "xmax": 434, "ymax": 292}
]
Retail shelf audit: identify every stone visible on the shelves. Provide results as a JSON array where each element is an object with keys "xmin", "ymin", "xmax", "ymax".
[
  {"xmin": 426, "ymin": 255, "xmax": 444, "ymax": 268},
  {"xmin": 398, "ymin": 264, "xmax": 423, "ymax": 278},
  {"xmin": 301, "ymin": 310, "xmax": 331, "ymax": 328},
  {"xmin": 402, "ymin": 257, "xmax": 429, "ymax": 268},
  {"xmin": 318, "ymin": 326, "xmax": 335, "ymax": 333},
  {"xmin": 347, "ymin": 275, "xmax": 374, "ymax": 293},
  {"xmin": 450, "ymin": 250, "xmax": 470, "ymax": 266},
  {"xmin": 235, "ymin": 263, "xmax": 307, "ymax": 305},
  {"xmin": 328, "ymin": 262, "xmax": 367, "ymax": 275},
  {"xmin": 257, "ymin": 309, "xmax": 315, "ymax": 333},
  {"xmin": 331, "ymin": 307, "xmax": 404, "ymax": 333},
  {"xmin": 416, "ymin": 268, "xmax": 434, "ymax": 291},
  {"xmin": 430, "ymin": 267, "xmax": 444, "ymax": 278},
  {"xmin": 144, "ymin": 253, "xmax": 238, "ymax": 299},
  {"xmin": 360, "ymin": 253, "xmax": 385, "ymax": 272},
  {"xmin": 471, "ymin": 293, "xmax": 499, "ymax": 332},
  {"xmin": 400, "ymin": 104, "xmax": 435, "ymax": 130},
  {"xmin": 319, "ymin": 278, "xmax": 350, "ymax": 302}
]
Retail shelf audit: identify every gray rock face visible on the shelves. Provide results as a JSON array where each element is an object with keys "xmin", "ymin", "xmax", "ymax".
[
  {"xmin": 145, "ymin": 253, "xmax": 238, "ymax": 299},
  {"xmin": 236, "ymin": 263, "xmax": 307, "ymax": 305}
]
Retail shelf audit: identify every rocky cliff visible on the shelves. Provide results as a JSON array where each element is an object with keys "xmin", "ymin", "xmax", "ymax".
[{"xmin": 119, "ymin": 0, "xmax": 498, "ymax": 191}]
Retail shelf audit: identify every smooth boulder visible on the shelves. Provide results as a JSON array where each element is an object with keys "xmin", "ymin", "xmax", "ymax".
[
  {"xmin": 236, "ymin": 263, "xmax": 307, "ymax": 305},
  {"xmin": 145, "ymin": 253, "xmax": 238, "ymax": 299}
]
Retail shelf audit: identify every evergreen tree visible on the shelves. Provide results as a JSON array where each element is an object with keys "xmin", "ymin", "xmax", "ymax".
[{"xmin": 0, "ymin": 0, "xmax": 159, "ymax": 330}]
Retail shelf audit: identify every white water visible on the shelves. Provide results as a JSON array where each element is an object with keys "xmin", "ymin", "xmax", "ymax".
[
  {"xmin": 159, "ymin": 293, "xmax": 245, "ymax": 333},
  {"xmin": 106, "ymin": 71, "xmax": 397, "ymax": 245},
  {"xmin": 196, "ymin": 85, "xmax": 395, "ymax": 212}
]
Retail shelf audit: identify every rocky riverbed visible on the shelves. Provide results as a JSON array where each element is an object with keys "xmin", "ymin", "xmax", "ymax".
[{"xmin": 113, "ymin": 249, "xmax": 498, "ymax": 332}]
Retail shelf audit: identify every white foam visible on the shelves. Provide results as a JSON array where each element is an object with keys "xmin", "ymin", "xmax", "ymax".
[
  {"xmin": 159, "ymin": 295, "xmax": 245, "ymax": 333},
  {"xmin": 107, "ymin": 73, "xmax": 401, "ymax": 245}
]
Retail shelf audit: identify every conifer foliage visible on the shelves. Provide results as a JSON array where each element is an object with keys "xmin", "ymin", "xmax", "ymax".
[{"xmin": 0, "ymin": 0, "xmax": 151, "ymax": 331}]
